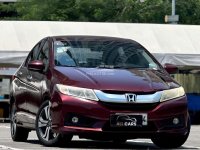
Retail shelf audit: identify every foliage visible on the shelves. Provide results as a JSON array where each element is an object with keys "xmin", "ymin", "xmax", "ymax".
[
  {"xmin": 0, "ymin": 2, "xmax": 17, "ymax": 19},
  {"xmin": 1, "ymin": 0, "xmax": 200, "ymax": 24},
  {"xmin": 176, "ymin": 0, "xmax": 200, "ymax": 24},
  {"xmin": 14, "ymin": 0, "xmax": 171, "ymax": 23}
]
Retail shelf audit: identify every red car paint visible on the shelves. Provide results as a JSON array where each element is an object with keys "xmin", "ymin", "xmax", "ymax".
[{"xmin": 10, "ymin": 36, "xmax": 190, "ymax": 148}]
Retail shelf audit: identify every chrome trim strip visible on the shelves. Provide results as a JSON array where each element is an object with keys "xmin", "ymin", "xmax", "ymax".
[{"xmin": 94, "ymin": 90, "xmax": 162, "ymax": 103}]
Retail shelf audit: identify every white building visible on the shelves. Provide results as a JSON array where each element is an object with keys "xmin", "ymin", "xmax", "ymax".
[{"xmin": 1, "ymin": 21, "xmax": 200, "ymax": 67}]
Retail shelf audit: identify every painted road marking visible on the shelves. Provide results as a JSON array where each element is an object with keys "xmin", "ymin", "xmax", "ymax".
[
  {"xmin": 0, "ymin": 125, "xmax": 10, "ymax": 128},
  {"xmin": 0, "ymin": 145, "xmax": 23, "ymax": 150},
  {"xmin": 130, "ymin": 140, "xmax": 200, "ymax": 149},
  {"xmin": 0, "ymin": 141, "xmax": 199, "ymax": 149},
  {"xmin": 183, "ymin": 146, "xmax": 200, "ymax": 149},
  {"xmin": 0, "ymin": 133, "xmax": 199, "ymax": 149}
]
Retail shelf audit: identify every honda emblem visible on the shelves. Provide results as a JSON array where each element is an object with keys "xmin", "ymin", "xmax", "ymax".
[{"xmin": 125, "ymin": 93, "xmax": 137, "ymax": 102}]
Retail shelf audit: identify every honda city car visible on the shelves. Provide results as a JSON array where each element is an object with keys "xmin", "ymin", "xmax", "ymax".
[{"xmin": 10, "ymin": 36, "xmax": 190, "ymax": 148}]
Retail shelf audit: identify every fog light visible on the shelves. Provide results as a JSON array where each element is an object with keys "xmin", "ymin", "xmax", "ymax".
[
  {"xmin": 72, "ymin": 117, "xmax": 79, "ymax": 124},
  {"xmin": 173, "ymin": 118, "xmax": 179, "ymax": 125}
]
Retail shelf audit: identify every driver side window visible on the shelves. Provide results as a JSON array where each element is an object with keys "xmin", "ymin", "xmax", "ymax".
[
  {"xmin": 25, "ymin": 43, "xmax": 40, "ymax": 67},
  {"xmin": 25, "ymin": 39, "xmax": 47, "ymax": 68},
  {"xmin": 37, "ymin": 40, "xmax": 49, "ymax": 72}
]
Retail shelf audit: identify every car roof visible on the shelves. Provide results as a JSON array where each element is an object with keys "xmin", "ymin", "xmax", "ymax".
[{"xmin": 50, "ymin": 35, "xmax": 138, "ymax": 44}]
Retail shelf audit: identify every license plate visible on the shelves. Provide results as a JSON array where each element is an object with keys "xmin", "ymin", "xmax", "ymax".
[{"xmin": 110, "ymin": 113, "xmax": 148, "ymax": 127}]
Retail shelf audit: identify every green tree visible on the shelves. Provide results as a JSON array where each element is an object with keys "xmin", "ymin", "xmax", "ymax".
[
  {"xmin": 15, "ymin": 0, "xmax": 171, "ymax": 23},
  {"xmin": 176, "ymin": 0, "xmax": 200, "ymax": 24},
  {"xmin": 16, "ymin": 0, "xmax": 77, "ymax": 20},
  {"xmin": 0, "ymin": 2, "xmax": 17, "ymax": 20},
  {"xmin": 6, "ymin": 0, "xmax": 200, "ymax": 24}
]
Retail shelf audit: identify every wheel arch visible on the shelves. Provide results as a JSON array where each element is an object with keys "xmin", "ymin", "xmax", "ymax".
[{"xmin": 42, "ymin": 92, "xmax": 51, "ymax": 103}]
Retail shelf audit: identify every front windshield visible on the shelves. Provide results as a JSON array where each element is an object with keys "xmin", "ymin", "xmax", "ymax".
[{"xmin": 54, "ymin": 39, "xmax": 159, "ymax": 69}]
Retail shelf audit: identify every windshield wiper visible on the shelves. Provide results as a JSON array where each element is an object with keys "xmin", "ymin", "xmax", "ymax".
[
  {"xmin": 57, "ymin": 65, "xmax": 77, "ymax": 67},
  {"xmin": 96, "ymin": 64, "xmax": 141, "ymax": 69},
  {"xmin": 113, "ymin": 64, "xmax": 146, "ymax": 69},
  {"xmin": 96, "ymin": 65, "xmax": 115, "ymax": 69}
]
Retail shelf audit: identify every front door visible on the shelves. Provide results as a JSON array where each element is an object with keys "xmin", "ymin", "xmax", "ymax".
[{"xmin": 25, "ymin": 38, "xmax": 50, "ymax": 117}]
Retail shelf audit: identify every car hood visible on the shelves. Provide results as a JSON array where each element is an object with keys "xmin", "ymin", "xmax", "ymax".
[{"xmin": 55, "ymin": 67, "xmax": 179, "ymax": 92}]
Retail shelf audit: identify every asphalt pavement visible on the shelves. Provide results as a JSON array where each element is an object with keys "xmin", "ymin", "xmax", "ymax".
[{"xmin": 0, "ymin": 123, "xmax": 199, "ymax": 150}]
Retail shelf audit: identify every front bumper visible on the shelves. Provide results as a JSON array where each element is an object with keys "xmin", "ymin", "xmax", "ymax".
[{"xmin": 51, "ymin": 91, "xmax": 189, "ymax": 138}]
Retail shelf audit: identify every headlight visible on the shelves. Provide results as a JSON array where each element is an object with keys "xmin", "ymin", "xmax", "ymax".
[
  {"xmin": 160, "ymin": 87, "xmax": 185, "ymax": 102},
  {"xmin": 55, "ymin": 84, "xmax": 99, "ymax": 101}
]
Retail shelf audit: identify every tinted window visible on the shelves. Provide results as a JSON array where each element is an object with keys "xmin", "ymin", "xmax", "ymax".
[
  {"xmin": 38, "ymin": 40, "xmax": 49, "ymax": 71},
  {"xmin": 53, "ymin": 39, "xmax": 159, "ymax": 69},
  {"xmin": 25, "ymin": 39, "xmax": 48, "ymax": 68},
  {"xmin": 32, "ymin": 44, "xmax": 40, "ymax": 60},
  {"xmin": 25, "ymin": 43, "xmax": 40, "ymax": 67}
]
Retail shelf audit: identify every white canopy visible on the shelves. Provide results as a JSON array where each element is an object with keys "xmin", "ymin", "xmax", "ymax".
[{"xmin": 1, "ymin": 21, "xmax": 200, "ymax": 66}]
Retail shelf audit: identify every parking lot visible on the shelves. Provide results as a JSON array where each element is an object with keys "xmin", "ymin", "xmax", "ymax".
[{"xmin": 0, "ymin": 123, "xmax": 199, "ymax": 150}]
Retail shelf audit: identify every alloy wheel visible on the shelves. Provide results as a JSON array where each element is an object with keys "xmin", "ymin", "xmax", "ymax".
[{"xmin": 37, "ymin": 103, "xmax": 58, "ymax": 142}]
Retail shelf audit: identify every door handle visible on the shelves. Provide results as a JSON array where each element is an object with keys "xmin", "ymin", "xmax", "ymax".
[{"xmin": 27, "ymin": 75, "xmax": 32, "ymax": 81}]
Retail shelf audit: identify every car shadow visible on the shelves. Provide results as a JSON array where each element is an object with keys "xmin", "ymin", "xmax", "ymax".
[
  {"xmin": 64, "ymin": 140, "xmax": 158, "ymax": 149},
  {"xmin": 26, "ymin": 139, "xmax": 197, "ymax": 149}
]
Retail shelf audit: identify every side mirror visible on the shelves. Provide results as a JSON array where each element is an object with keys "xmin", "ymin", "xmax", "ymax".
[
  {"xmin": 28, "ymin": 60, "xmax": 44, "ymax": 71},
  {"xmin": 163, "ymin": 63, "xmax": 178, "ymax": 74}
]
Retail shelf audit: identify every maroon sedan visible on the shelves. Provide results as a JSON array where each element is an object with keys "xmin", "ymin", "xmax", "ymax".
[{"xmin": 10, "ymin": 36, "xmax": 190, "ymax": 148}]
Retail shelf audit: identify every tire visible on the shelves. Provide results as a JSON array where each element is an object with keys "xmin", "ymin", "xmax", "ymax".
[
  {"xmin": 36, "ymin": 100, "xmax": 72, "ymax": 146},
  {"xmin": 10, "ymin": 103, "xmax": 29, "ymax": 141},
  {"xmin": 151, "ymin": 118, "xmax": 191, "ymax": 148}
]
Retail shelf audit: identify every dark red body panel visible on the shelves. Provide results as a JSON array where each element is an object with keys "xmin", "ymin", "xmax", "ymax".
[
  {"xmin": 10, "ymin": 36, "xmax": 189, "ymax": 141},
  {"xmin": 51, "ymin": 91, "xmax": 188, "ymax": 137},
  {"xmin": 53, "ymin": 67, "xmax": 178, "ymax": 91}
]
